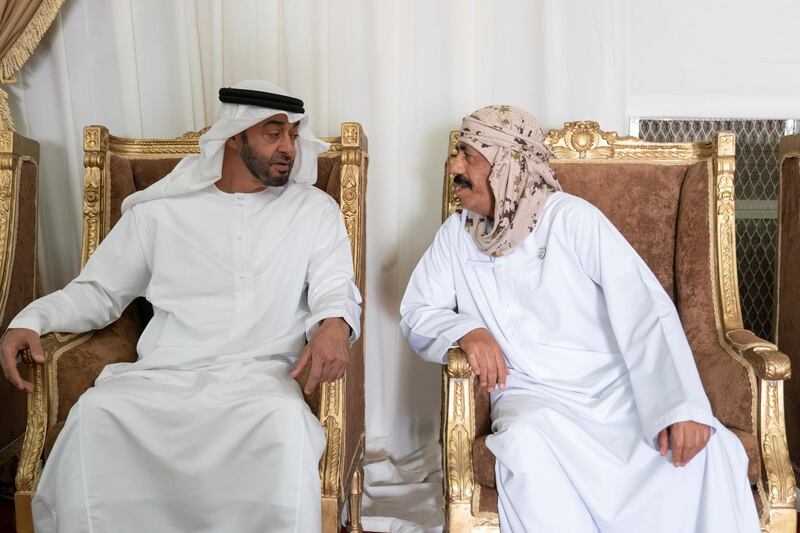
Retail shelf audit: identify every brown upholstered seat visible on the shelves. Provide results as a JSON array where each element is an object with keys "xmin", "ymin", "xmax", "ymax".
[
  {"xmin": 439, "ymin": 122, "xmax": 796, "ymax": 532},
  {"xmin": 15, "ymin": 124, "xmax": 367, "ymax": 533}
]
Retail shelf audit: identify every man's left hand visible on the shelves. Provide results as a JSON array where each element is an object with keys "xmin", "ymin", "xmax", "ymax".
[
  {"xmin": 291, "ymin": 318, "xmax": 350, "ymax": 394},
  {"xmin": 658, "ymin": 420, "xmax": 711, "ymax": 467}
]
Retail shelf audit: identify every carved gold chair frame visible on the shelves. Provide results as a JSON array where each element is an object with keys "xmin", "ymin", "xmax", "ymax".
[
  {"xmin": 0, "ymin": 130, "xmax": 39, "ymax": 483},
  {"xmin": 14, "ymin": 123, "xmax": 368, "ymax": 533},
  {"xmin": 440, "ymin": 121, "xmax": 796, "ymax": 533}
]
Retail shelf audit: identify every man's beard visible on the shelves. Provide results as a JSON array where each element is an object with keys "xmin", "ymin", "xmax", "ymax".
[{"xmin": 239, "ymin": 132, "xmax": 293, "ymax": 186}]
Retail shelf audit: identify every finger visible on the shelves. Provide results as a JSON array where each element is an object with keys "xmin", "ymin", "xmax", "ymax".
[
  {"xmin": 495, "ymin": 352, "xmax": 509, "ymax": 390},
  {"xmin": 683, "ymin": 443, "xmax": 700, "ymax": 465},
  {"xmin": 658, "ymin": 429, "xmax": 669, "ymax": 456},
  {"xmin": 28, "ymin": 335, "xmax": 45, "ymax": 364},
  {"xmin": 1, "ymin": 346, "xmax": 30, "ymax": 391},
  {"xmin": 334, "ymin": 356, "xmax": 348, "ymax": 380},
  {"xmin": 290, "ymin": 346, "xmax": 312, "ymax": 378},
  {"xmin": 320, "ymin": 359, "xmax": 336, "ymax": 383},
  {"xmin": 476, "ymin": 353, "xmax": 489, "ymax": 388},
  {"xmin": 305, "ymin": 357, "xmax": 324, "ymax": 395},
  {"xmin": 683, "ymin": 433, "xmax": 700, "ymax": 465},
  {"xmin": 485, "ymin": 354, "xmax": 498, "ymax": 391},
  {"xmin": 671, "ymin": 426, "xmax": 685, "ymax": 466},
  {"xmin": 466, "ymin": 351, "xmax": 481, "ymax": 376}
]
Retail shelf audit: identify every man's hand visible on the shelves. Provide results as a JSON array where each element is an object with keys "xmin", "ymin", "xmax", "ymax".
[
  {"xmin": 291, "ymin": 318, "xmax": 350, "ymax": 394},
  {"xmin": 658, "ymin": 420, "xmax": 711, "ymax": 467},
  {"xmin": 458, "ymin": 328, "xmax": 509, "ymax": 392},
  {"xmin": 0, "ymin": 328, "xmax": 44, "ymax": 393}
]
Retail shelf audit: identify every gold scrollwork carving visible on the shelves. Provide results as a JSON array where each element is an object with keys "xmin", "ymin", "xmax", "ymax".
[
  {"xmin": 319, "ymin": 378, "xmax": 345, "ymax": 497},
  {"xmin": 0, "ymin": 131, "xmax": 14, "ymax": 153},
  {"xmin": 744, "ymin": 348, "xmax": 792, "ymax": 381},
  {"xmin": 446, "ymin": 348, "xmax": 473, "ymax": 378},
  {"xmin": 545, "ymin": 121, "xmax": 617, "ymax": 159},
  {"xmin": 341, "ymin": 123, "xmax": 360, "ymax": 148},
  {"xmin": 714, "ymin": 132, "xmax": 743, "ymax": 330},
  {"xmin": 15, "ymin": 364, "xmax": 46, "ymax": 492},
  {"xmin": 444, "ymin": 349, "xmax": 475, "ymax": 504},
  {"xmin": 760, "ymin": 380, "xmax": 797, "ymax": 516}
]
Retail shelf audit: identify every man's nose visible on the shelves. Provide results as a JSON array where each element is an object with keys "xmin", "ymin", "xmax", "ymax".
[
  {"xmin": 449, "ymin": 154, "xmax": 465, "ymax": 175},
  {"xmin": 278, "ymin": 132, "xmax": 295, "ymax": 157}
]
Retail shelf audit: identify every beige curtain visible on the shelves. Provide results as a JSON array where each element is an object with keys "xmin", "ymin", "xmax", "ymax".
[{"xmin": 0, "ymin": 0, "xmax": 66, "ymax": 129}]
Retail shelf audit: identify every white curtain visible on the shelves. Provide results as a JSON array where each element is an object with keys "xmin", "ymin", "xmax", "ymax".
[{"xmin": 8, "ymin": 1, "xmax": 800, "ymax": 531}]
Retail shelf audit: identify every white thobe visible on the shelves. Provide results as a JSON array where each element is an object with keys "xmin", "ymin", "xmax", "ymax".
[
  {"xmin": 10, "ymin": 183, "xmax": 361, "ymax": 533},
  {"xmin": 400, "ymin": 192, "xmax": 759, "ymax": 532}
]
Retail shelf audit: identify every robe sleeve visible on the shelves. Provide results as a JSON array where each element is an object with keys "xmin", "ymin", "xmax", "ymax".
[
  {"xmin": 571, "ymin": 201, "xmax": 716, "ymax": 445},
  {"xmin": 400, "ymin": 214, "xmax": 486, "ymax": 364},
  {"xmin": 304, "ymin": 200, "xmax": 362, "ymax": 343},
  {"xmin": 8, "ymin": 207, "xmax": 152, "ymax": 335}
]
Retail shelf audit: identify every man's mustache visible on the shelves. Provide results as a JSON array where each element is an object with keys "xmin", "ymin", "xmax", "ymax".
[{"xmin": 453, "ymin": 174, "xmax": 472, "ymax": 189}]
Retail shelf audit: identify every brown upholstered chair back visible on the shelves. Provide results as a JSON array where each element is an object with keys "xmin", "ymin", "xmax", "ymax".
[
  {"xmin": 776, "ymin": 134, "xmax": 800, "ymax": 471},
  {"xmin": 0, "ymin": 132, "xmax": 39, "ymax": 489}
]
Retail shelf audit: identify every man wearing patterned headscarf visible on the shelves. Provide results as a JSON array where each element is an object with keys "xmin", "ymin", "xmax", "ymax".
[
  {"xmin": 400, "ymin": 106, "xmax": 758, "ymax": 532},
  {"xmin": 1, "ymin": 80, "xmax": 361, "ymax": 532}
]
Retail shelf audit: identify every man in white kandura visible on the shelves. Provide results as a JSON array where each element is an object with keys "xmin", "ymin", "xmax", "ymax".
[
  {"xmin": 400, "ymin": 106, "xmax": 759, "ymax": 532},
  {"xmin": 0, "ymin": 80, "xmax": 361, "ymax": 533}
]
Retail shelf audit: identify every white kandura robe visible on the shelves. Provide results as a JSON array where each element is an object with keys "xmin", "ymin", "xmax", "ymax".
[
  {"xmin": 10, "ymin": 183, "xmax": 361, "ymax": 533},
  {"xmin": 400, "ymin": 192, "xmax": 759, "ymax": 532}
]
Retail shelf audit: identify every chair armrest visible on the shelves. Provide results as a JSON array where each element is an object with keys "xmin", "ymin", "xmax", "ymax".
[
  {"xmin": 726, "ymin": 329, "xmax": 791, "ymax": 380},
  {"xmin": 725, "ymin": 328, "xmax": 797, "ymax": 523},
  {"xmin": 15, "ymin": 331, "xmax": 92, "ymax": 493},
  {"xmin": 442, "ymin": 346, "xmax": 476, "ymax": 504},
  {"xmin": 16, "ymin": 306, "xmax": 142, "ymax": 495}
]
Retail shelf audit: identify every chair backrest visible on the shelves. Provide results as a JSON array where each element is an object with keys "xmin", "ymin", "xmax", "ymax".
[
  {"xmin": 82, "ymin": 124, "xmax": 367, "ymax": 294},
  {"xmin": 776, "ymin": 133, "xmax": 800, "ymax": 469},
  {"xmin": 443, "ymin": 121, "xmax": 755, "ymax": 435},
  {"xmin": 0, "ymin": 131, "xmax": 39, "ymax": 331}
]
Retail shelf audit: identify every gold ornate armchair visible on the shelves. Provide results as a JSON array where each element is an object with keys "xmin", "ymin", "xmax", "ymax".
[
  {"xmin": 776, "ymin": 133, "xmax": 800, "ymax": 477},
  {"xmin": 14, "ymin": 123, "xmax": 368, "ymax": 533},
  {"xmin": 440, "ymin": 122, "xmax": 796, "ymax": 532},
  {"xmin": 0, "ymin": 131, "xmax": 39, "ymax": 495}
]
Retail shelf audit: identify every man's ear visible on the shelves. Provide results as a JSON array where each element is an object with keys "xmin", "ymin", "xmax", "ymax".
[{"xmin": 225, "ymin": 134, "xmax": 241, "ymax": 150}]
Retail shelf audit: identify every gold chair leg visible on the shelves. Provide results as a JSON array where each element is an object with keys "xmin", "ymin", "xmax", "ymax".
[
  {"xmin": 321, "ymin": 496, "xmax": 339, "ymax": 533},
  {"xmin": 346, "ymin": 466, "xmax": 364, "ymax": 533},
  {"xmin": 15, "ymin": 490, "xmax": 34, "ymax": 533}
]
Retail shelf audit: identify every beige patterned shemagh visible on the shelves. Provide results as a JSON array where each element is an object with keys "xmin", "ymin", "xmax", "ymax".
[{"xmin": 457, "ymin": 105, "xmax": 562, "ymax": 257}]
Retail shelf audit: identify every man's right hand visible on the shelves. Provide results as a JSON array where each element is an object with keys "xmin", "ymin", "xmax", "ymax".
[
  {"xmin": 458, "ymin": 328, "xmax": 509, "ymax": 392},
  {"xmin": 0, "ymin": 328, "xmax": 44, "ymax": 393}
]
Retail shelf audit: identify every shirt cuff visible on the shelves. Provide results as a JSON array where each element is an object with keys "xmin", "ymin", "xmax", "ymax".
[
  {"xmin": 404, "ymin": 318, "xmax": 485, "ymax": 364},
  {"xmin": 305, "ymin": 309, "xmax": 359, "ymax": 343},
  {"xmin": 7, "ymin": 315, "xmax": 43, "ymax": 335},
  {"xmin": 643, "ymin": 404, "xmax": 717, "ymax": 448}
]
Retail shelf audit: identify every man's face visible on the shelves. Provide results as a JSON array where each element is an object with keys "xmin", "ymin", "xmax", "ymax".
[
  {"xmin": 237, "ymin": 114, "xmax": 299, "ymax": 186},
  {"xmin": 449, "ymin": 142, "xmax": 495, "ymax": 217}
]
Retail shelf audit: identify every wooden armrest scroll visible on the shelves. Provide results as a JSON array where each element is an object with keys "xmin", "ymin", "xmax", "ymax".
[{"xmin": 726, "ymin": 329, "xmax": 791, "ymax": 381}]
